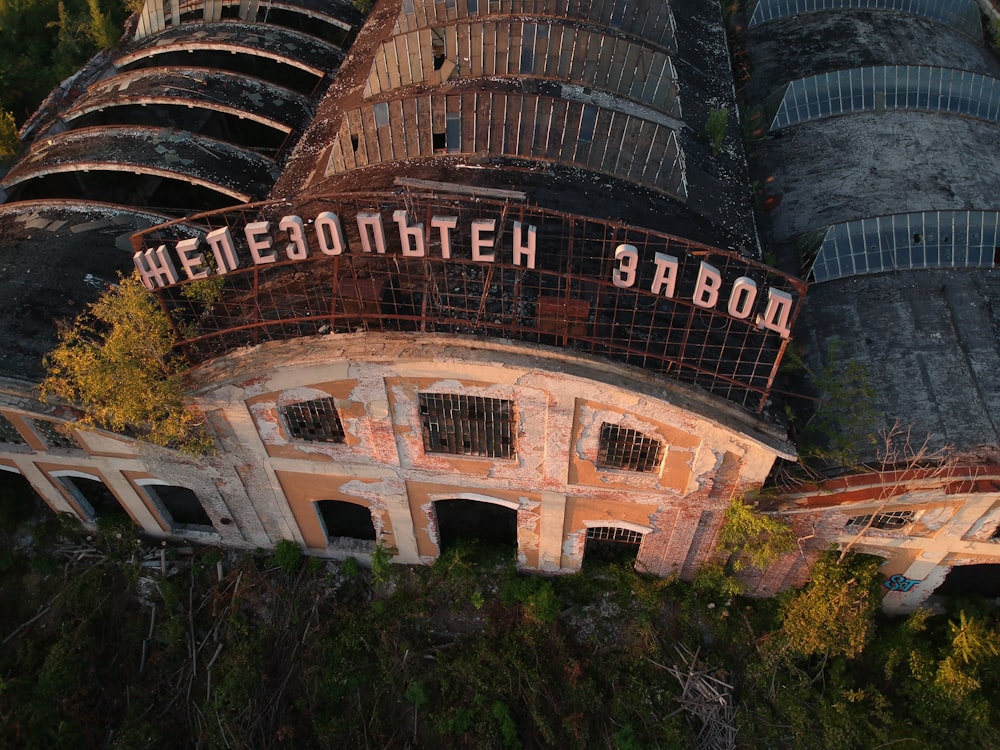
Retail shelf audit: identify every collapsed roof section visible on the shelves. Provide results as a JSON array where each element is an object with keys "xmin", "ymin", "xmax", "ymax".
[
  {"xmin": 276, "ymin": 0, "xmax": 759, "ymax": 253},
  {"xmin": 2, "ymin": 2, "xmax": 361, "ymax": 217}
]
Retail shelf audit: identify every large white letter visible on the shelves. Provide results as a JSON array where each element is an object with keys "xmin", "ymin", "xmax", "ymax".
[
  {"xmin": 431, "ymin": 215, "xmax": 458, "ymax": 259},
  {"xmin": 279, "ymin": 215, "xmax": 308, "ymax": 260},
  {"xmin": 692, "ymin": 261, "xmax": 722, "ymax": 309},
  {"xmin": 650, "ymin": 252, "xmax": 679, "ymax": 297},
  {"xmin": 133, "ymin": 245, "xmax": 180, "ymax": 289},
  {"xmin": 393, "ymin": 210, "xmax": 425, "ymax": 257},
  {"xmin": 245, "ymin": 221, "xmax": 276, "ymax": 265},
  {"xmin": 758, "ymin": 289, "xmax": 794, "ymax": 339},
  {"xmin": 176, "ymin": 237, "xmax": 209, "ymax": 280},
  {"xmin": 205, "ymin": 227, "xmax": 240, "ymax": 273},
  {"xmin": 727, "ymin": 276, "xmax": 758, "ymax": 319},
  {"xmin": 613, "ymin": 244, "xmax": 639, "ymax": 288},
  {"xmin": 316, "ymin": 212, "xmax": 346, "ymax": 255},
  {"xmin": 513, "ymin": 222, "xmax": 537, "ymax": 269},
  {"xmin": 357, "ymin": 212, "xmax": 386, "ymax": 254},
  {"xmin": 471, "ymin": 219, "xmax": 496, "ymax": 262}
]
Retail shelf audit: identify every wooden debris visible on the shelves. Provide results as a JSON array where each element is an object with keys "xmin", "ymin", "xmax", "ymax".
[{"xmin": 658, "ymin": 644, "xmax": 737, "ymax": 750}]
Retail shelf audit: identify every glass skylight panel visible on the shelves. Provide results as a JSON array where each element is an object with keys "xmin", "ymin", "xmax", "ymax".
[
  {"xmin": 810, "ymin": 211, "xmax": 1000, "ymax": 282},
  {"xmin": 771, "ymin": 66, "xmax": 1000, "ymax": 130},
  {"xmin": 748, "ymin": 0, "xmax": 981, "ymax": 37}
]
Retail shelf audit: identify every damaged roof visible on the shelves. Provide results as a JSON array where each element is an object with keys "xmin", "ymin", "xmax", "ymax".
[{"xmin": 274, "ymin": 0, "xmax": 760, "ymax": 253}]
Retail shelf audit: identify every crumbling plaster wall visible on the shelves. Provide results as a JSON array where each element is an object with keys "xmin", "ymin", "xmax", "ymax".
[{"xmin": 187, "ymin": 333, "xmax": 793, "ymax": 574}]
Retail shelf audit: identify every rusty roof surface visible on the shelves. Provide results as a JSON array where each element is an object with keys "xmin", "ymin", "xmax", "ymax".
[
  {"xmin": 56, "ymin": 68, "xmax": 312, "ymax": 135},
  {"xmin": 0, "ymin": 203, "xmax": 173, "ymax": 381},
  {"xmin": 3, "ymin": 126, "xmax": 279, "ymax": 204},
  {"xmin": 274, "ymin": 0, "xmax": 759, "ymax": 253}
]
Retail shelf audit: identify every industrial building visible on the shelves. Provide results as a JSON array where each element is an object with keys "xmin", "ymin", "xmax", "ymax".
[{"xmin": 1, "ymin": 0, "xmax": 999, "ymax": 609}]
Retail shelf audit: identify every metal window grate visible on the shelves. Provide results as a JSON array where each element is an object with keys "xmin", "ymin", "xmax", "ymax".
[
  {"xmin": 0, "ymin": 414, "xmax": 26, "ymax": 445},
  {"xmin": 31, "ymin": 420, "xmax": 80, "ymax": 450},
  {"xmin": 419, "ymin": 393, "xmax": 515, "ymax": 458},
  {"xmin": 280, "ymin": 398, "xmax": 346, "ymax": 443},
  {"xmin": 845, "ymin": 510, "xmax": 915, "ymax": 531},
  {"xmin": 586, "ymin": 526, "xmax": 644, "ymax": 546},
  {"xmin": 597, "ymin": 423, "xmax": 664, "ymax": 472}
]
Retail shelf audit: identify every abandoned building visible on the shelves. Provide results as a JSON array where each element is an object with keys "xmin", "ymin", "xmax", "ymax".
[{"xmin": 1, "ymin": 0, "xmax": 999, "ymax": 611}]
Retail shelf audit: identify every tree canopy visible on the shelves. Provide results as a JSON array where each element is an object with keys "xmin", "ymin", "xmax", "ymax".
[{"xmin": 41, "ymin": 273, "xmax": 213, "ymax": 453}]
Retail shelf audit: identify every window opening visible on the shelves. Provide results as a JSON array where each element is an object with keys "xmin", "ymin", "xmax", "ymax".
[
  {"xmin": 146, "ymin": 484, "xmax": 213, "ymax": 529},
  {"xmin": 59, "ymin": 476, "xmax": 127, "ymax": 521},
  {"xmin": 597, "ymin": 423, "xmax": 664, "ymax": 472},
  {"xmin": 419, "ymin": 393, "xmax": 515, "ymax": 458},
  {"xmin": 579, "ymin": 104, "xmax": 598, "ymax": 142},
  {"xmin": 845, "ymin": 510, "xmax": 915, "ymax": 531},
  {"xmin": 432, "ymin": 130, "xmax": 447, "ymax": 150},
  {"xmin": 433, "ymin": 498, "xmax": 517, "ymax": 555},
  {"xmin": 280, "ymin": 398, "xmax": 346, "ymax": 443},
  {"xmin": 316, "ymin": 500, "xmax": 376, "ymax": 542},
  {"xmin": 446, "ymin": 113, "xmax": 461, "ymax": 152},
  {"xmin": 432, "ymin": 29, "xmax": 446, "ymax": 70},
  {"xmin": 0, "ymin": 414, "xmax": 26, "ymax": 445},
  {"xmin": 373, "ymin": 102, "xmax": 390, "ymax": 127},
  {"xmin": 584, "ymin": 525, "xmax": 644, "ymax": 566},
  {"xmin": 32, "ymin": 420, "xmax": 80, "ymax": 450}
]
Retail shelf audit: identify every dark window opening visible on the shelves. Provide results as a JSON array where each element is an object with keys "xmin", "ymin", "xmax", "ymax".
[
  {"xmin": 351, "ymin": 134, "xmax": 359, "ymax": 152},
  {"xmin": 147, "ymin": 484, "xmax": 213, "ymax": 529},
  {"xmin": 280, "ymin": 398, "xmax": 346, "ymax": 443},
  {"xmin": 433, "ymin": 499, "xmax": 517, "ymax": 555},
  {"xmin": 31, "ymin": 420, "xmax": 80, "ymax": 450},
  {"xmin": 579, "ymin": 104, "xmax": 598, "ymax": 142},
  {"xmin": 419, "ymin": 393, "xmax": 515, "ymax": 458},
  {"xmin": 936, "ymin": 563, "xmax": 1000, "ymax": 599},
  {"xmin": 0, "ymin": 471, "xmax": 47, "ymax": 527},
  {"xmin": 316, "ymin": 499, "xmax": 376, "ymax": 542},
  {"xmin": 597, "ymin": 423, "xmax": 664, "ymax": 473},
  {"xmin": 432, "ymin": 130, "xmax": 447, "ymax": 150},
  {"xmin": 584, "ymin": 526, "xmax": 643, "ymax": 567},
  {"xmin": 59, "ymin": 476, "xmax": 127, "ymax": 521},
  {"xmin": 0, "ymin": 414, "xmax": 26, "ymax": 445},
  {"xmin": 845, "ymin": 510, "xmax": 915, "ymax": 531}
]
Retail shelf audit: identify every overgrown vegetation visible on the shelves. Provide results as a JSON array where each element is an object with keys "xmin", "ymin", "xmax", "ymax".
[
  {"xmin": 779, "ymin": 342, "xmax": 879, "ymax": 478},
  {"xmin": 706, "ymin": 107, "xmax": 729, "ymax": 155},
  {"xmin": 41, "ymin": 272, "xmax": 213, "ymax": 454},
  {"xmin": 3, "ymin": 505, "xmax": 1000, "ymax": 750},
  {"xmin": 0, "ymin": 0, "xmax": 128, "ymax": 130},
  {"xmin": 718, "ymin": 495, "xmax": 796, "ymax": 573}
]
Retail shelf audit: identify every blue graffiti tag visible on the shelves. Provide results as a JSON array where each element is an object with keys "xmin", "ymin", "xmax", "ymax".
[{"xmin": 884, "ymin": 574, "xmax": 920, "ymax": 593}]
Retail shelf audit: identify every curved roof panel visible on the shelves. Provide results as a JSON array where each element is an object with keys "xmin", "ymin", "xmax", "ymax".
[
  {"xmin": 752, "ymin": 113, "xmax": 1000, "ymax": 243},
  {"xmin": 770, "ymin": 66, "xmax": 1000, "ymax": 131},
  {"xmin": 364, "ymin": 21, "xmax": 681, "ymax": 117},
  {"xmin": 324, "ymin": 91, "xmax": 686, "ymax": 200},
  {"xmin": 116, "ymin": 22, "xmax": 339, "ymax": 80},
  {"xmin": 808, "ymin": 210, "xmax": 1000, "ymax": 282},
  {"xmin": 394, "ymin": 0, "xmax": 677, "ymax": 52},
  {"xmin": 61, "ymin": 68, "xmax": 311, "ymax": 135},
  {"xmin": 747, "ymin": 0, "xmax": 981, "ymax": 37},
  {"xmin": 2, "ymin": 126, "xmax": 277, "ymax": 204}
]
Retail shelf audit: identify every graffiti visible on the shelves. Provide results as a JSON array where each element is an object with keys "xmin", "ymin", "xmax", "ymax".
[{"xmin": 884, "ymin": 574, "xmax": 920, "ymax": 593}]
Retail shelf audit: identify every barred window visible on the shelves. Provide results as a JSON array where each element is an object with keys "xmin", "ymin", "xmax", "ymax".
[
  {"xmin": 419, "ymin": 393, "xmax": 515, "ymax": 458},
  {"xmin": 31, "ymin": 420, "xmax": 81, "ymax": 450},
  {"xmin": 279, "ymin": 398, "xmax": 346, "ymax": 443},
  {"xmin": 597, "ymin": 423, "xmax": 664, "ymax": 472},
  {"xmin": 0, "ymin": 414, "xmax": 26, "ymax": 445},
  {"xmin": 845, "ymin": 510, "xmax": 915, "ymax": 531},
  {"xmin": 586, "ymin": 526, "xmax": 644, "ymax": 547}
]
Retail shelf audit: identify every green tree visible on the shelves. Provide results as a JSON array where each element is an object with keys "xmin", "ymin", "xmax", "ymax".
[
  {"xmin": 0, "ymin": 105, "xmax": 17, "ymax": 158},
  {"xmin": 780, "ymin": 551, "xmax": 882, "ymax": 659},
  {"xmin": 717, "ymin": 495, "xmax": 796, "ymax": 572},
  {"xmin": 41, "ymin": 272, "xmax": 213, "ymax": 453}
]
